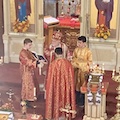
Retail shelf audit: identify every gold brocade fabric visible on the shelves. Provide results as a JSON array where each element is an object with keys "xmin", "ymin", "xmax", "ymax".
[
  {"xmin": 0, "ymin": 114, "xmax": 9, "ymax": 120},
  {"xmin": 19, "ymin": 49, "xmax": 38, "ymax": 101},
  {"xmin": 44, "ymin": 43, "xmax": 69, "ymax": 64},
  {"xmin": 71, "ymin": 47, "xmax": 92, "ymax": 91},
  {"xmin": 45, "ymin": 58, "xmax": 76, "ymax": 120}
]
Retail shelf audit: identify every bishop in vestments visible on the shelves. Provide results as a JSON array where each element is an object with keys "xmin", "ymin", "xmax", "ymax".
[{"xmin": 45, "ymin": 47, "xmax": 76, "ymax": 120}]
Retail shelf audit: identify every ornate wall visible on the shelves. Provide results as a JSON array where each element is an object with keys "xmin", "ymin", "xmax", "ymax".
[
  {"xmin": 2, "ymin": 0, "xmax": 120, "ymax": 72},
  {"xmin": 3, "ymin": 0, "xmax": 44, "ymax": 63},
  {"xmin": 80, "ymin": 0, "xmax": 120, "ymax": 72}
]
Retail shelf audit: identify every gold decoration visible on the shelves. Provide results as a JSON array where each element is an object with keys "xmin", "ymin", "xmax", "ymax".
[
  {"xmin": 90, "ymin": 63, "xmax": 105, "ymax": 75},
  {"xmin": 12, "ymin": 19, "xmax": 30, "ymax": 33},
  {"xmin": 0, "ymin": 114, "xmax": 9, "ymax": 120},
  {"xmin": 60, "ymin": 104, "xmax": 76, "ymax": 120},
  {"xmin": 94, "ymin": 24, "xmax": 110, "ymax": 40},
  {"xmin": 0, "ymin": 103, "xmax": 14, "ymax": 112},
  {"xmin": 65, "ymin": 30, "xmax": 79, "ymax": 51}
]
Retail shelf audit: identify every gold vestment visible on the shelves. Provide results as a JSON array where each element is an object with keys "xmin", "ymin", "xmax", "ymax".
[{"xmin": 71, "ymin": 47, "xmax": 92, "ymax": 91}]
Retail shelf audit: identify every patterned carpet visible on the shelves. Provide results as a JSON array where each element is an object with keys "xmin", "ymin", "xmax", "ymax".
[{"xmin": 0, "ymin": 63, "xmax": 118, "ymax": 119}]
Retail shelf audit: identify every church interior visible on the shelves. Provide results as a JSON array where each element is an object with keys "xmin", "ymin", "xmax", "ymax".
[{"xmin": 0, "ymin": 0, "xmax": 120, "ymax": 120}]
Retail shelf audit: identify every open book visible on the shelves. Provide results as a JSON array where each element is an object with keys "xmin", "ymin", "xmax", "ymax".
[
  {"xmin": 44, "ymin": 16, "xmax": 59, "ymax": 25},
  {"xmin": 32, "ymin": 51, "xmax": 47, "ymax": 63}
]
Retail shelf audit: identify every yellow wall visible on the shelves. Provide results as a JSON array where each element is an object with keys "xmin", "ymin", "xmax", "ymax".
[
  {"xmin": 10, "ymin": 0, "xmax": 35, "ymax": 24},
  {"xmin": 90, "ymin": 0, "xmax": 117, "ymax": 29}
]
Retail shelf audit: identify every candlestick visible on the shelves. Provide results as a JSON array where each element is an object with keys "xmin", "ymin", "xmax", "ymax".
[
  {"xmin": 1, "ymin": 56, "xmax": 3, "ymax": 64},
  {"xmin": 61, "ymin": 0, "xmax": 64, "ymax": 15},
  {"xmin": 34, "ymin": 87, "xmax": 36, "ymax": 97}
]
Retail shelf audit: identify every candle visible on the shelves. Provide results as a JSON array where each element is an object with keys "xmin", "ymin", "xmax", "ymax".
[
  {"xmin": 34, "ymin": 87, "xmax": 36, "ymax": 97},
  {"xmin": 0, "ymin": 59, "xmax": 1, "ymax": 64},
  {"xmin": 1, "ymin": 56, "xmax": 3, "ymax": 64},
  {"xmin": 112, "ymin": 69, "xmax": 115, "ymax": 77},
  {"xmin": 102, "ymin": 63, "xmax": 104, "ymax": 73}
]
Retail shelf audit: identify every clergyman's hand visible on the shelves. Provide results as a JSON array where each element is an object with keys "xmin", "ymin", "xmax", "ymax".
[
  {"xmin": 101, "ymin": 11, "xmax": 104, "ymax": 14},
  {"xmin": 39, "ymin": 60, "xmax": 47, "ymax": 64}
]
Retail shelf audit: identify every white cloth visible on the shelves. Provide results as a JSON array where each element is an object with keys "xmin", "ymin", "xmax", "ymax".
[
  {"xmin": 87, "ymin": 92, "xmax": 93, "ymax": 105},
  {"xmin": 96, "ymin": 92, "xmax": 101, "ymax": 105},
  {"xmin": 38, "ymin": 63, "xmax": 44, "ymax": 75},
  {"xmin": 103, "ymin": 0, "xmax": 110, "ymax": 3}
]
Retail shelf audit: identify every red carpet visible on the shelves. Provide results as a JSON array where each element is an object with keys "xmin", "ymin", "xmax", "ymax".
[{"xmin": 0, "ymin": 63, "xmax": 118, "ymax": 119}]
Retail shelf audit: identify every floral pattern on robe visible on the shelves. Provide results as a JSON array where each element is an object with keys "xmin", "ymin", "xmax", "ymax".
[
  {"xmin": 71, "ymin": 47, "xmax": 92, "ymax": 91},
  {"xmin": 45, "ymin": 58, "xmax": 76, "ymax": 120},
  {"xmin": 19, "ymin": 49, "xmax": 37, "ymax": 101}
]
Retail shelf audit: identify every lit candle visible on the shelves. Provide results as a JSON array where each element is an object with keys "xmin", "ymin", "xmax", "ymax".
[
  {"xmin": 34, "ymin": 87, "xmax": 36, "ymax": 97},
  {"xmin": 112, "ymin": 69, "xmax": 115, "ymax": 77},
  {"xmin": 1, "ymin": 56, "xmax": 3, "ymax": 63},
  {"xmin": 0, "ymin": 59, "xmax": 1, "ymax": 64},
  {"xmin": 102, "ymin": 63, "xmax": 104, "ymax": 73},
  {"xmin": 90, "ymin": 66, "xmax": 92, "ymax": 72}
]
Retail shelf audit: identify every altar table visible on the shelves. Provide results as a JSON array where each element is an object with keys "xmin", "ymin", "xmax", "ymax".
[
  {"xmin": 44, "ymin": 16, "xmax": 80, "ymax": 51},
  {"xmin": 81, "ymin": 82, "xmax": 109, "ymax": 120}
]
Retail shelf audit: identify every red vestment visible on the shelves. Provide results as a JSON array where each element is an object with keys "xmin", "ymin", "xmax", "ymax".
[
  {"xmin": 45, "ymin": 58, "xmax": 76, "ymax": 120},
  {"xmin": 98, "ymin": 10, "xmax": 105, "ymax": 25},
  {"xmin": 19, "ymin": 49, "xmax": 39, "ymax": 101},
  {"xmin": 44, "ymin": 42, "xmax": 70, "ymax": 64}
]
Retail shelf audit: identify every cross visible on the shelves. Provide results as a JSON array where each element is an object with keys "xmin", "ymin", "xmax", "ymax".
[{"xmin": 60, "ymin": 104, "xmax": 77, "ymax": 120}]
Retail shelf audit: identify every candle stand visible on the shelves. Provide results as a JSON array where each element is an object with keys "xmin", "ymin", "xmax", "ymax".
[
  {"xmin": 31, "ymin": 96, "xmax": 40, "ymax": 119},
  {"xmin": 6, "ymin": 88, "xmax": 14, "ymax": 102},
  {"xmin": 110, "ymin": 70, "xmax": 120, "ymax": 120}
]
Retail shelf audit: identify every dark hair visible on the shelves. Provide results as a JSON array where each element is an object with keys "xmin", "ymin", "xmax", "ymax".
[
  {"xmin": 55, "ymin": 47, "xmax": 63, "ymax": 55},
  {"xmin": 24, "ymin": 38, "xmax": 32, "ymax": 44},
  {"xmin": 78, "ymin": 36, "xmax": 86, "ymax": 42}
]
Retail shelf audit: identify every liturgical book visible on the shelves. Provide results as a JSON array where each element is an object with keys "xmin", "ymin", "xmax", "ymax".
[{"xmin": 44, "ymin": 16, "xmax": 59, "ymax": 25}]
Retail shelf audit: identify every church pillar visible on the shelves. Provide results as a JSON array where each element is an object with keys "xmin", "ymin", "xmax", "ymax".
[
  {"xmin": 2, "ymin": 0, "xmax": 10, "ymax": 63},
  {"xmin": 35, "ymin": 0, "xmax": 45, "ymax": 55},
  {"xmin": 80, "ymin": 0, "xmax": 90, "ymax": 36},
  {"xmin": 80, "ymin": 0, "xmax": 86, "ymax": 36},
  {"xmin": 116, "ymin": 0, "xmax": 120, "ymax": 72},
  {"xmin": 116, "ymin": 44, "xmax": 120, "ymax": 72}
]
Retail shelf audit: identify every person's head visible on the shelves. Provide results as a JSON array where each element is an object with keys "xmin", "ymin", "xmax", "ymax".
[
  {"xmin": 23, "ymin": 38, "xmax": 32, "ymax": 50},
  {"xmin": 77, "ymin": 36, "xmax": 86, "ymax": 48},
  {"xmin": 53, "ymin": 30, "xmax": 62, "ymax": 40},
  {"xmin": 51, "ymin": 30, "xmax": 62, "ymax": 46},
  {"xmin": 55, "ymin": 47, "xmax": 63, "ymax": 57}
]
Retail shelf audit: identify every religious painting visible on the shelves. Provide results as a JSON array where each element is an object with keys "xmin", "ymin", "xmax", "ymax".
[
  {"xmin": 58, "ymin": 0, "xmax": 81, "ymax": 17},
  {"xmin": 10, "ymin": 0, "xmax": 35, "ymax": 33},
  {"xmin": 44, "ymin": 0, "xmax": 81, "ymax": 18},
  {"xmin": 90, "ymin": 0, "xmax": 118, "ymax": 39}
]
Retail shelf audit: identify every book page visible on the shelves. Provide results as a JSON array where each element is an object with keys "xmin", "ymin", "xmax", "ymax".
[{"xmin": 44, "ymin": 16, "xmax": 59, "ymax": 25}]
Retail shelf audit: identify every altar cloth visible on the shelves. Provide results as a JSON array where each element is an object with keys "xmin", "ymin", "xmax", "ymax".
[
  {"xmin": 57, "ymin": 16, "xmax": 80, "ymax": 28},
  {"xmin": 0, "ymin": 111, "xmax": 14, "ymax": 120}
]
